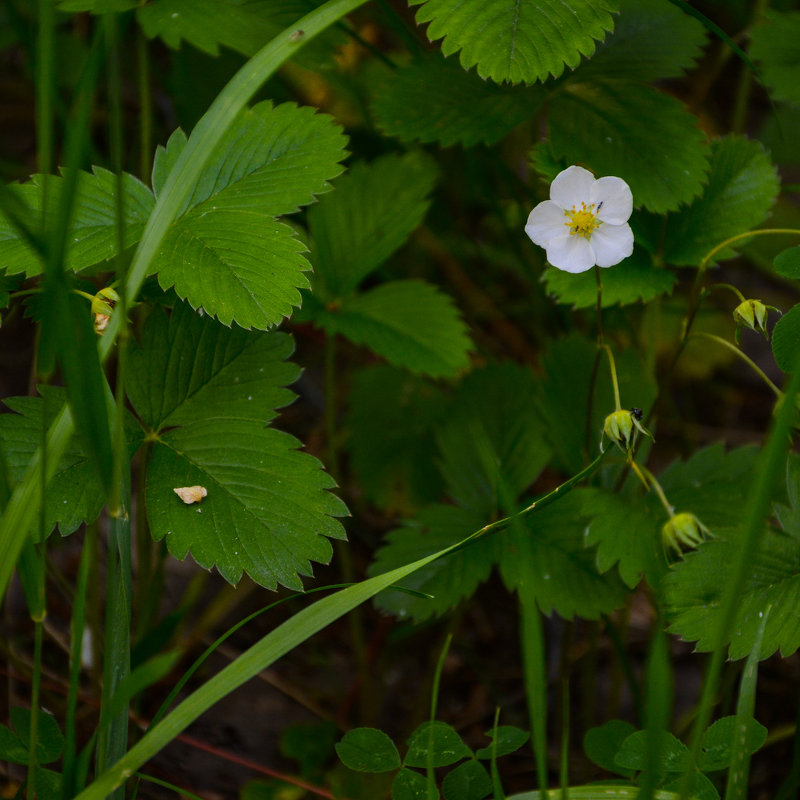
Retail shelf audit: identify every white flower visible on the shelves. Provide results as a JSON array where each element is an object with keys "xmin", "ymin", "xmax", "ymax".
[{"xmin": 525, "ymin": 165, "xmax": 634, "ymax": 273}]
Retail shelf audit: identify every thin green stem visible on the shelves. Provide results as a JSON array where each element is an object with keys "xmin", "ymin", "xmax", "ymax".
[
  {"xmin": 595, "ymin": 265, "xmax": 604, "ymax": 347},
  {"xmin": 136, "ymin": 27, "xmax": 153, "ymax": 181},
  {"xmin": 599, "ymin": 344, "xmax": 621, "ymax": 410},
  {"xmin": 707, "ymin": 283, "xmax": 747, "ymax": 304},
  {"xmin": 558, "ymin": 622, "xmax": 572, "ymax": 800},
  {"xmin": 700, "ymin": 228, "xmax": 800, "ymax": 271},
  {"xmin": 428, "ymin": 634, "xmax": 453, "ymax": 798},
  {"xmin": 134, "ymin": 774, "xmax": 207, "ymax": 800},
  {"xmin": 689, "ymin": 332, "xmax": 782, "ymax": 397},
  {"xmin": 638, "ymin": 465, "xmax": 675, "ymax": 518}
]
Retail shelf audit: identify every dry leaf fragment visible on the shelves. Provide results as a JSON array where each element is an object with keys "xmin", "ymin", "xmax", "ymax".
[{"xmin": 174, "ymin": 485, "xmax": 208, "ymax": 504}]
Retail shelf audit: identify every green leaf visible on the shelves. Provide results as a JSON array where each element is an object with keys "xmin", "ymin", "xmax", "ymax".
[
  {"xmin": 405, "ymin": 722, "xmax": 472, "ymax": 768},
  {"xmin": 58, "ymin": 0, "xmax": 137, "ymax": 10},
  {"xmin": 774, "ymin": 452, "xmax": 800, "ymax": 539},
  {"xmin": 772, "ymin": 303, "xmax": 800, "ymax": 373},
  {"xmin": 393, "ymin": 768, "xmax": 431, "ymax": 800},
  {"xmin": 583, "ymin": 720, "xmax": 636, "ymax": 777},
  {"xmin": 443, "ymin": 760, "xmax": 492, "ymax": 800},
  {"xmin": 314, "ymin": 280, "xmax": 471, "ymax": 378},
  {"xmin": 146, "ymin": 419, "xmax": 347, "ymax": 589},
  {"xmin": 542, "ymin": 247, "xmax": 676, "ymax": 309},
  {"xmin": 546, "ymin": 81, "xmax": 710, "ymax": 213},
  {"xmin": 9, "ymin": 708, "xmax": 64, "ymax": 765},
  {"xmin": 371, "ymin": 504, "xmax": 495, "ymax": 621},
  {"xmin": 0, "ymin": 169, "xmax": 154, "ymax": 277},
  {"xmin": 150, "ymin": 101, "xmax": 348, "ymax": 329},
  {"xmin": 750, "ymin": 11, "xmax": 800, "ymax": 106},
  {"xmin": 435, "ymin": 364, "xmax": 550, "ymax": 515},
  {"xmin": 573, "ymin": 0, "xmax": 706, "ymax": 81},
  {"xmin": 475, "ymin": 726, "xmax": 530, "ymax": 759},
  {"xmin": 308, "ymin": 153, "xmax": 438, "ymax": 299},
  {"xmin": 614, "ymin": 730, "xmax": 689, "ymax": 773},
  {"xmin": 344, "ymin": 366, "xmax": 447, "ymax": 511},
  {"xmin": 0, "ymin": 387, "xmax": 142, "ymax": 536},
  {"xmin": 698, "ymin": 716, "xmax": 767, "ymax": 772},
  {"xmin": 336, "ymin": 728, "xmax": 402, "ymax": 772},
  {"xmin": 0, "ymin": 724, "xmax": 28, "ymax": 765},
  {"xmin": 136, "ymin": 0, "xmax": 334, "ymax": 57},
  {"xmin": 663, "ymin": 773, "xmax": 719, "ymax": 800},
  {"xmin": 371, "ymin": 55, "xmax": 542, "ymax": 148},
  {"xmin": 126, "ymin": 303, "xmax": 299, "ymax": 431},
  {"xmin": 497, "ymin": 492, "xmax": 629, "ymax": 619},
  {"xmin": 663, "ymin": 527, "xmax": 800, "ymax": 659},
  {"xmin": 774, "ymin": 246, "xmax": 800, "ymax": 279},
  {"xmin": 130, "ymin": 304, "xmax": 347, "ymax": 589},
  {"xmin": 660, "ymin": 136, "xmax": 779, "ymax": 267},
  {"xmin": 409, "ymin": 0, "xmax": 619, "ymax": 84}
]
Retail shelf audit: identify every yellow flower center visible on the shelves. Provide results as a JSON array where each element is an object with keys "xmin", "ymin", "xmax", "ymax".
[{"xmin": 564, "ymin": 202, "xmax": 601, "ymax": 239}]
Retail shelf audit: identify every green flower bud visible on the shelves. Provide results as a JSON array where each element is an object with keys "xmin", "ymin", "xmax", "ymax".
[
  {"xmin": 91, "ymin": 287, "xmax": 120, "ymax": 335},
  {"xmin": 602, "ymin": 407, "xmax": 653, "ymax": 453},
  {"xmin": 733, "ymin": 299, "xmax": 779, "ymax": 342},
  {"xmin": 662, "ymin": 512, "xmax": 710, "ymax": 557}
]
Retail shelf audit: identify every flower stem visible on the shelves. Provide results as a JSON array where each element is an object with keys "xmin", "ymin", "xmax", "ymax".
[
  {"xmin": 600, "ymin": 343, "xmax": 622, "ymax": 410},
  {"xmin": 700, "ymin": 228, "xmax": 800, "ymax": 271},
  {"xmin": 707, "ymin": 282, "xmax": 747, "ymax": 304},
  {"xmin": 689, "ymin": 331, "xmax": 782, "ymax": 397},
  {"xmin": 638, "ymin": 465, "xmax": 675, "ymax": 518},
  {"xmin": 595, "ymin": 264, "xmax": 604, "ymax": 347}
]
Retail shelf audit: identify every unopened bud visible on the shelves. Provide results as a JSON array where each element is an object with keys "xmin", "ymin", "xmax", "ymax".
[
  {"xmin": 602, "ymin": 408, "xmax": 653, "ymax": 453},
  {"xmin": 91, "ymin": 287, "xmax": 120, "ymax": 335},
  {"xmin": 733, "ymin": 299, "xmax": 778, "ymax": 342},
  {"xmin": 662, "ymin": 512, "xmax": 710, "ymax": 557}
]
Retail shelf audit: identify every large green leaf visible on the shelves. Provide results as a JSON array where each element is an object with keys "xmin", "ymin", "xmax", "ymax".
[
  {"xmin": 0, "ymin": 387, "xmax": 142, "ymax": 536},
  {"xmin": 771, "ymin": 302, "xmax": 800, "ymax": 373},
  {"xmin": 435, "ymin": 363, "xmax": 551, "ymax": 516},
  {"xmin": 313, "ymin": 280, "xmax": 471, "ymax": 378},
  {"xmin": 660, "ymin": 136, "xmax": 779, "ymax": 267},
  {"xmin": 750, "ymin": 11, "xmax": 800, "ymax": 106},
  {"xmin": 409, "ymin": 0, "xmax": 619, "ymax": 84},
  {"xmin": 0, "ymin": 169, "xmax": 154, "ymax": 278},
  {"xmin": 308, "ymin": 153, "xmax": 438, "ymax": 299},
  {"xmin": 542, "ymin": 246, "xmax": 676, "ymax": 309},
  {"xmin": 546, "ymin": 81, "xmax": 710, "ymax": 213},
  {"xmin": 405, "ymin": 722, "xmax": 472, "ymax": 767},
  {"xmin": 574, "ymin": 0, "xmax": 706, "ymax": 81},
  {"xmin": 371, "ymin": 55, "xmax": 542, "ymax": 148},
  {"xmin": 344, "ymin": 366, "xmax": 447, "ymax": 511},
  {"xmin": 149, "ymin": 101, "xmax": 347, "ymax": 329},
  {"xmin": 128, "ymin": 303, "xmax": 347, "ymax": 589},
  {"xmin": 126, "ymin": 302, "xmax": 299, "ymax": 431}
]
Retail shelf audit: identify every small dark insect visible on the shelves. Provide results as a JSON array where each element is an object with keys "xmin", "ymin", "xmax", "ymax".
[
  {"xmin": 631, "ymin": 407, "xmax": 643, "ymax": 420},
  {"xmin": 597, "ymin": 201, "xmax": 604, "ymax": 211},
  {"xmin": 289, "ymin": 29, "xmax": 305, "ymax": 42}
]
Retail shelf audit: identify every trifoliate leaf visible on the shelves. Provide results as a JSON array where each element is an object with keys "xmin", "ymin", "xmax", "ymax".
[
  {"xmin": 698, "ymin": 716, "xmax": 767, "ymax": 772},
  {"xmin": 475, "ymin": 726, "xmax": 529, "ymax": 759},
  {"xmin": 146, "ymin": 419, "xmax": 347, "ymax": 589},
  {"xmin": 573, "ymin": 0, "xmax": 706, "ymax": 81},
  {"xmin": 0, "ymin": 387, "xmax": 142, "ymax": 536},
  {"xmin": 772, "ymin": 302, "xmax": 800, "ymax": 373},
  {"xmin": 136, "ymin": 0, "xmax": 334, "ymax": 57},
  {"xmin": 662, "ymin": 136, "xmax": 779, "ymax": 267},
  {"xmin": 344, "ymin": 366, "xmax": 448, "ymax": 511},
  {"xmin": 10, "ymin": 709, "xmax": 63, "ymax": 765},
  {"xmin": 435, "ymin": 363, "xmax": 550, "ymax": 516},
  {"xmin": 583, "ymin": 720, "xmax": 636, "ymax": 777},
  {"xmin": 371, "ymin": 55, "xmax": 542, "ymax": 148},
  {"xmin": 150, "ymin": 101, "xmax": 347, "ymax": 329},
  {"xmin": 405, "ymin": 722, "xmax": 472, "ymax": 768},
  {"xmin": 0, "ymin": 168, "xmax": 154, "ymax": 277},
  {"xmin": 442, "ymin": 759, "xmax": 492, "ymax": 800},
  {"xmin": 392, "ymin": 768, "xmax": 429, "ymax": 800},
  {"xmin": 547, "ymin": 81, "xmax": 709, "ymax": 213},
  {"xmin": 314, "ymin": 280, "xmax": 471, "ymax": 378},
  {"xmin": 308, "ymin": 153, "xmax": 438, "ymax": 299},
  {"xmin": 497, "ymin": 493, "xmax": 629, "ymax": 619},
  {"xmin": 750, "ymin": 11, "xmax": 800, "ymax": 106},
  {"xmin": 542, "ymin": 246, "xmax": 676, "ymax": 309},
  {"xmin": 410, "ymin": 0, "xmax": 619, "ymax": 84},
  {"xmin": 370, "ymin": 504, "xmax": 495, "ymax": 621},
  {"xmin": 336, "ymin": 728, "xmax": 401, "ymax": 772},
  {"xmin": 535, "ymin": 334, "xmax": 657, "ymax": 474},
  {"xmin": 127, "ymin": 302, "xmax": 299, "ymax": 431}
]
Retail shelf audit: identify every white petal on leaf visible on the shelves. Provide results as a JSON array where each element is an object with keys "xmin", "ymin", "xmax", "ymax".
[
  {"xmin": 525, "ymin": 201, "xmax": 567, "ymax": 247},
  {"xmin": 550, "ymin": 165, "xmax": 595, "ymax": 209},
  {"xmin": 591, "ymin": 176, "xmax": 634, "ymax": 225},
  {"xmin": 546, "ymin": 234, "xmax": 595, "ymax": 273},
  {"xmin": 590, "ymin": 224, "xmax": 634, "ymax": 268}
]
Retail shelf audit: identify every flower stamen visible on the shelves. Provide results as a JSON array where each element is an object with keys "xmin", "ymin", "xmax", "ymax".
[{"xmin": 565, "ymin": 202, "xmax": 601, "ymax": 239}]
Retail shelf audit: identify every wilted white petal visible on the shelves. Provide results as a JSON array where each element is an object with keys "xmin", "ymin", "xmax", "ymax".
[
  {"xmin": 591, "ymin": 176, "xmax": 633, "ymax": 225},
  {"xmin": 525, "ymin": 200, "xmax": 567, "ymax": 247},
  {"xmin": 546, "ymin": 234, "xmax": 595, "ymax": 273},
  {"xmin": 590, "ymin": 223, "xmax": 634, "ymax": 268},
  {"xmin": 174, "ymin": 485, "xmax": 208, "ymax": 504},
  {"xmin": 550, "ymin": 165, "xmax": 595, "ymax": 210}
]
